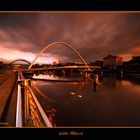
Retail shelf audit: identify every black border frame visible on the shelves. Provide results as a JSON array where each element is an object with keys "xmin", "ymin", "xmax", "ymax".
[{"xmin": 0, "ymin": 0, "xmax": 140, "ymax": 139}]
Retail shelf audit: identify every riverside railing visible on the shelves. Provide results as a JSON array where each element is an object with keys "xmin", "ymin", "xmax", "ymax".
[
  {"xmin": 16, "ymin": 71, "xmax": 53, "ymax": 127},
  {"xmin": 16, "ymin": 71, "xmax": 23, "ymax": 127}
]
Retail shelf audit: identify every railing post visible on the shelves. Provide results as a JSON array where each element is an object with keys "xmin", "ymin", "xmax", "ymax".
[{"xmin": 16, "ymin": 72, "xmax": 23, "ymax": 127}]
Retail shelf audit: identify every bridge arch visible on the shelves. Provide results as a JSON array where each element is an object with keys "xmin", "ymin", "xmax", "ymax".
[
  {"xmin": 9, "ymin": 59, "xmax": 31, "ymax": 65},
  {"xmin": 28, "ymin": 42, "xmax": 90, "ymax": 71}
]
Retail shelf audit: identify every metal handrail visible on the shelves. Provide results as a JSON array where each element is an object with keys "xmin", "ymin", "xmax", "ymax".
[
  {"xmin": 16, "ymin": 71, "xmax": 53, "ymax": 127},
  {"xmin": 28, "ymin": 86, "xmax": 53, "ymax": 127},
  {"xmin": 16, "ymin": 72, "xmax": 23, "ymax": 127}
]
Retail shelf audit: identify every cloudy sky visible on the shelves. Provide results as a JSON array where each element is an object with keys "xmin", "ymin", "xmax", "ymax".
[{"xmin": 0, "ymin": 12, "xmax": 140, "ymax": 64}]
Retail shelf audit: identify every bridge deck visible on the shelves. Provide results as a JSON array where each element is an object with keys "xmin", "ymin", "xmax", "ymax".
[{"xmin": 22, "ymin": 65, "xmax": 101, "ymax": 71}]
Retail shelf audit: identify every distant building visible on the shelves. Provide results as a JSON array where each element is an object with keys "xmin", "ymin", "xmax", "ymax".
[
  {"xmin": 125, "ymin": 56, "xmax": 140, "ymax": 65},
  {"xmin": 0, "ymin": 61, "xmax": 4, "ymax": 69},
  {"xmin": 123, "ymin": 56, "xmax": 140, "ymax": 73},
  {"xmin": 95, "ymin": 60, "xmax": 103, "ymax": 67},
  {"xmin": 53, "ymin": 62, "xmax": 57, "ymax": 65},
  {"xmin": 132, "ymin": 56, "xmax": 140, "ymax": 60},
  {"xmin": 103, "ymin": 55, "xmax": 123, "ymax": 69},
  {"xmin": 89, "ymin": 60, "xmax": 103, "ymax": 67},
  {"xmin": 74, "ymin": 61, "xmax": 84, "ymax": 65}
]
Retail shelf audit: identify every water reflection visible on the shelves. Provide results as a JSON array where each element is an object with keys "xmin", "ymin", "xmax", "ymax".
[
  {"xmin": 32, "ymin": 79, "xmax": 87, "ymax": 103},
  {"xmin": 32, "ymin": 72, "xmax": 85, "ymax": 82},
  {"xmin": 93, "ymin": 82, "xmax": 99, "ymax": 92},
  {"xmin": 31, "ymin": 73, "xmax": 140, "ymax": 127},
  {"xmin": 124, "ymin": 74, "xmax": 140, "ymax": 85},
  {"xmin": 103, "ymin": 74, "xmax": 122, "ymax": 89}
]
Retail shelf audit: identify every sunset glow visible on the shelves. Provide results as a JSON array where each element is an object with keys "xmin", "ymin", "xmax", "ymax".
[{"xmin": 0, "ymin": 12, "xmax": 140, "ymax": 64}]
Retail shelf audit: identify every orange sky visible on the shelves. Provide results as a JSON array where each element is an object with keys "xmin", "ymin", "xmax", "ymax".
[{"xmin": 0, "ymin": 12, "xmax": 140, "ymax": 64}]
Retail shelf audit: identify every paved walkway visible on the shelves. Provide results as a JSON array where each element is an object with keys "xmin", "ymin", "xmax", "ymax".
[{"xmin": 0, "ymin": 70, "xmax": 17, "ymax": 126}]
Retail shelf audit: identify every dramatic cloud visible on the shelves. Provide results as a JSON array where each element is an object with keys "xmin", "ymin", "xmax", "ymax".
[{"xmin": 0, "ymin": 12, "xmax": 140, "ymax": 64}]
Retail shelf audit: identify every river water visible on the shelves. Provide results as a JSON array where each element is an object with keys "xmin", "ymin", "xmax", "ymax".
[{"xmin": 31, "ymin": 73, "xmax": 140, "ymax": 127}]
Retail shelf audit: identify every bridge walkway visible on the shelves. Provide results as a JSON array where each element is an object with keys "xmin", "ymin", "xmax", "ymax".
[{"xmin": 0, "ymin": 70, "xmax": 17, "ymax": 126}]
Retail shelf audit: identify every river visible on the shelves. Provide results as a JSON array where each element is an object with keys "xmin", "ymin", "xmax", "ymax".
[{"xmin": 31, "ymin": 72, "xmax": 140, "ymax": 127}]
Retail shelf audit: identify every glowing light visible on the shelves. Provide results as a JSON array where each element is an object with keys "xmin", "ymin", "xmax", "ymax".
[
  {"xmin": 118, "ymin": 54, "xmax": 132, "ymax": 61},
  {"xmin": 70, "ymin": 92, "xmax": 75, "ymax": 95},
  {"xmin": 2, "ymin": 56, "xmax": 14, "ymax": 61},
  {"xmin": 0, "ymin": 46, "xmax": 57, "ymax": 64},
  {"xmin": 24, "ymin": 80, "xmax": 28, "ymax": 86},
  {"xmin": 73, "ymin": 66, "xmax": 78, "ymax": 68},
  {"xmin": 78, "ymin": 95, "xmax": 82, "ymax": 98}
]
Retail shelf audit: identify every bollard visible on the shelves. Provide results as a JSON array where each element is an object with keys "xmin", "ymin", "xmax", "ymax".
[
  {"xmin": 94, "ymin": 74, "xmax": 100, "ymax": 85},
  {"xmin": 93, "ymin": 74, "xmax": 100, "ymax": 92}
]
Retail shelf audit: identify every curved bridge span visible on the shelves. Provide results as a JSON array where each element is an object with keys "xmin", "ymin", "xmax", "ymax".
[
  {"xmin": 9, "ymin": 59, "xmax": 31, "ymax": 65},
  {"xmin": 28, "ymin": 42, "xmax": 90, "ymax": 71},
  {"xmin": 6, "ymin": 42, "xmax": 92, "ymax": 127}
]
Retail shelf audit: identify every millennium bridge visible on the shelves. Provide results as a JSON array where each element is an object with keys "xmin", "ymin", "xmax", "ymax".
[{"xmin": 0, "ymin": 42, "xmax": 100, "ymax": 127}]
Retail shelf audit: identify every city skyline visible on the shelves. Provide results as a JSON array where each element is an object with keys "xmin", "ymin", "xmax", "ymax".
[{"xmin": 0, "ymin": 12, "xmax": 140, "ymax": 64}]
